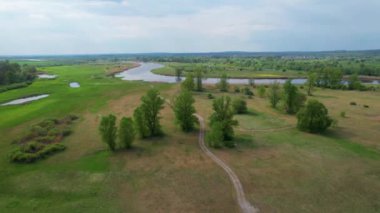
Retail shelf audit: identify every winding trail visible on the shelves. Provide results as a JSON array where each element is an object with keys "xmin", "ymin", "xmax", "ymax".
[{"xmin": 195, "ymin": 114, "xmax": 258, "ymax": 213}]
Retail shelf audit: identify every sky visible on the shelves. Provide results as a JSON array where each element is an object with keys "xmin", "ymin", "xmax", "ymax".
[{"xmin": 0, "ymin": 0, "xmax": 379, "ymax": 55}]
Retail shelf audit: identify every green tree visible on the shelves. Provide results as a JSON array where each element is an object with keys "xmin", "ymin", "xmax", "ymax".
[
  {"xmin": 232, "ymin": 98, "xmax": 248, "ymax": 114},
  {"xmin": 173, "ymin": 90, "xmax": 197, "ymax": 132},
  {"xmin": 297, "ymin": 99, "xmax": 332, "ymax": 133},
  {"xmin": 209, "ymin": 96, "xmax": 238, "ymax": 142},
  {"xmin": 258, "ymin": 85, "xmax": 266, "ymax": 98},
  {"xmin": 99, "ymin": 114, "xmax": 117, "ymax": 151},
  {"xmin": 218, "ymin": 73, "xmax": 229, "ymax": 92},
  {"xmin": 133, "ymin": 107, "xmax": 149, "ymax": 138},
  {"xmin": 195, "ymin": 69, "xmax": 203, "ymax": 92},
  {"xmin": 118, "ymin": 117, "xmax": 135, "ymax": 149},
  {"xmin": 207, "ymin": 123, "xmax": 224, "ymax": 148},
  {"xmin": 175, "ymin": 67, "xmax": 183, "ymax": 82},
  {"xmin": 140, "ymin": 88, "xmax": 165, "ymax": 137},
  {"xmin": 348, "ymin": 73, "xmax": 362, "ymax": 90},
  {"xmin": 268, "ymin": 82, "xmax": 281, "ymax": 108},
  {"xmin": 283, "ymin": 80, "xmax": 305, "ymax": 114},
  {"xmin": 306, "ymin": 72, "xmax": 317, "ymax": 96},
  {"xmin": 181, "ymin": 73, "xmax": 194, "ymax": 91},
  {"xmin": 328, "ymin": 68, "xmax": 343, "ymax": 88}
]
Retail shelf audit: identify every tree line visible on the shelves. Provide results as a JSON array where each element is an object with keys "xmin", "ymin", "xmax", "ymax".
[{"xmin": 0, "ymin": 61, "xmax": 37, "ymax": 86}]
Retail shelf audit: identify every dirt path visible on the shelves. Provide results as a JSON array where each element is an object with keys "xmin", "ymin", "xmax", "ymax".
[{"xmin": 195, "ymin": 114, "xmax": 258, "ymax": 213}]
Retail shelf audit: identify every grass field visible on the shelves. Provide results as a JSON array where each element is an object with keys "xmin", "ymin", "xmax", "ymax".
[
  {"xmin": 193, "ymin": 87, "xmax": 380, "ymax": 212},
  {"xmin": 0, "ymin": 62, "xmax": 380, "ymax": 212}
]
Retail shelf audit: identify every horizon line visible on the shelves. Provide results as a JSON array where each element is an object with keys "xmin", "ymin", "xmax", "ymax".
[{"xmin": 1, "ymin": 49, "xmax": 380, "ymax": 58}]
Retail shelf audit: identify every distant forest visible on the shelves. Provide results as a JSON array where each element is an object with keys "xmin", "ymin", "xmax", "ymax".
[{"xmin": 0, "ymin": 61, "xmax": 37, "ymax": 86}]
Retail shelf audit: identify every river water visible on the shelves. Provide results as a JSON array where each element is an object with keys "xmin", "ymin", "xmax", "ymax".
[{"xmin": 115, "ymin": 63, "xmax": 310, "ymax": 85}]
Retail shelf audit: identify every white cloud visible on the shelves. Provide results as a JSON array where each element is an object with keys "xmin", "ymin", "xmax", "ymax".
[{"xmin": 0, "ymin": 0, "xmax": 379, "ymax": 54}]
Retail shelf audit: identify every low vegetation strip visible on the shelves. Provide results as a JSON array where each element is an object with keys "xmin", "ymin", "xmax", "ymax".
[
  {"xmin": 9, "ymin": 115, "xmax": 79, "ymax": 163},
  {"xmin": 195, "ymin": 114, "xmax": 258, "ymax": 213},
  {"xmin": 237, "ymin": 126, "xmax": 295, "ymax": 132}
]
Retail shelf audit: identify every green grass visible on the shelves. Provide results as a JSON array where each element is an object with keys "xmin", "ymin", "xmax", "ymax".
[
  {"xmin": 1, "ymin": 62, "xmax": 380, "ymax": 212},
  {"xmin": 0, "ymin": 62, "xmax": 173, "ymax": 212}
]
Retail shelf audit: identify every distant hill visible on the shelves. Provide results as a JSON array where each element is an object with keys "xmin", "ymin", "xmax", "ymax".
[{"xmin": 1, "ymin": 49, "xmax": 380, "ymax": 60}]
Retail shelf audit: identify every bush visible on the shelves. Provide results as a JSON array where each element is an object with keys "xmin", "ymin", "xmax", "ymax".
[
  {"xmin": 340, "ymin": 111, "xmax": 346, "ymax": 118},
  {"xmin": 21, "ymin": 142, "xmax": 45, "ymax": 153},
  {"xmin": 242, "ymin": 87, "xmax": 254, "ymax": 96},
  {"xmin": 48, "ymin": 128, "xmax": 60, "ymax": 137},
  {"xmin": 9, "ymin": 116, "xmax": 76, "ymax": 163},
  {"xmin": 207, "ymin": 93, "xmax": 214, "ymax": 99},
  {"xmin": 30, "ymin": 125, "xmax": 48, "ymax": 137},
  {"xmin": 258, "ymin": 86, "xmax": 266, "ymax": 98},
  {"xmin": 233, "ymin": 99, "xmax": 248, "ymax": 114},
  {"xmin": 364, "ymin": 105, "xmax": 369, "ymax": 108},
  {"xmin": 350, "ymin": 102, "xmax": 357, "ymax": 106},
  {"xmin": 36, "ymin": 135, "xmax": 56, "ymax": 143},
  {"xmin": 234, "ymin": 87, "xmax": 241, "ymax": 93},
  {"xmin": 297, "ymin": 100, "xmax": 332, "ymax": 133},
  {"xmin": 62, "ymin": 127, "xmax": 72, "ymax": 136},
  {"xmin": 10, "ymin": 143, "xmax": 66, "ymax": 163},
  {"xmin": 68, "ymin": 114, "xmax": 79, "ymax": 121},
  {"xmin": 0, "ymin": 82, "xmax": 31, "ymax": 93}
]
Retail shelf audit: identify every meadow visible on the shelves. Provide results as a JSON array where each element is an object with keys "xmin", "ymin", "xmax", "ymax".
[{"xmin": 0, "ymin": 61, "xmax": 379, "ymax": 212}]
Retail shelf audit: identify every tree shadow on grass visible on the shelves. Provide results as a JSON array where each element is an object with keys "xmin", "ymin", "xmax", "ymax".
[
  {"xmin": 234, "ymin": 135, "xmax": 259, "ymax": 150},
  {"xmin": 320, "ymin": 128, "xmax": 380, "ymax": 159}
]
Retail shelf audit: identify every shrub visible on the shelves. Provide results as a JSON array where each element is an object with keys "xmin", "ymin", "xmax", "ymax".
[
  {"xmin": 233, "ymin": 99, "xmax": 248, "ymax": 114},
  {"xmin": 258, "ymin": 85, "xmax": 266, "ymax": 98},
  {"xmin": 21, "ymin": 142, "xmax": 44, "ymax": 153},
  {"xmin": 62, "ymin": 128, "xmax": 72, "ymax": 136},
  {"xmin": 350, "ymin": 102, "xmax": 357, "ymax": 106},
  {"xmin": 10, "ymin": 143, "xmax": 66, "ymax": 163},
  {"xmin": 36, "ymin": 135, "xmax": 56, "ymax": 143},
  {"xmin": 297, "ymin": 100, "xmax": 332, "ymax": 133},
  {"xmin": 0, "ymin": 82, "xmax": 31, "ymax": 93},
  {"xmin": 30, "ymin": 125, "xmax": 48, "ymax": 137},
  {"xmin": 340, "ymin": 111, "xmax": 346, "ymax": 118},
  {"xmin": 242, "ymin": 87, "xmax": 254, "ymax": 96},
  {"xmin": 48, "ymin": 128, "xmax": 60, "ymax": 137},
  {"xmin": 363, "ymin": 105, "xmax": 369, "ymax": 108},
  {"xmin": 207, "ymin": 93, "xmax": 214, "ymax": 99},
  {"xmin": 68, "ymin": 114, "xmax": 79, "ymax": 121},
  {"xmin": 9, "ymin": 116, "xmax": 76, "ymax": 163},
  {"xmin": 38, "ymin": 119, "xmax": 56, "ymax": 129},
  {"xmin": 234, "ymin": 87, "xmax": 241, "ymax": 93}
]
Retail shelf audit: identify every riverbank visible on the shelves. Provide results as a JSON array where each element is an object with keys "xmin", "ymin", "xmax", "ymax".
[
  {"xmin": 151, "ymin": 64, "xmax": 380, "ymax": 82},
  {"xmin": 105, "ymin": 62, "xmax": 140, "ymax": 76},
  {"xmin": 151, "ymin": 64, "xmax": 304, "ymax": 79}
]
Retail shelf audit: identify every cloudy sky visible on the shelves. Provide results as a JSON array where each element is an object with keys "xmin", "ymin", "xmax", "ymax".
[{"xmin": 0, "ymin": 0, "xmax": 379, "ymax": 55}]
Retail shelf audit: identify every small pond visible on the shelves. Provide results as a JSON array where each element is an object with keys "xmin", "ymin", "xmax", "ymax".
[
  {"xmin": 38, "ymin": 74, "xmax": 57, "ymax": 79},
  {"xmin": 69, "ymin": 82, "xmax": 80, "ymax": 88},
  {"xmin": 1, "ymin": 94, "xmax": 49, "ymax": 106}
]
